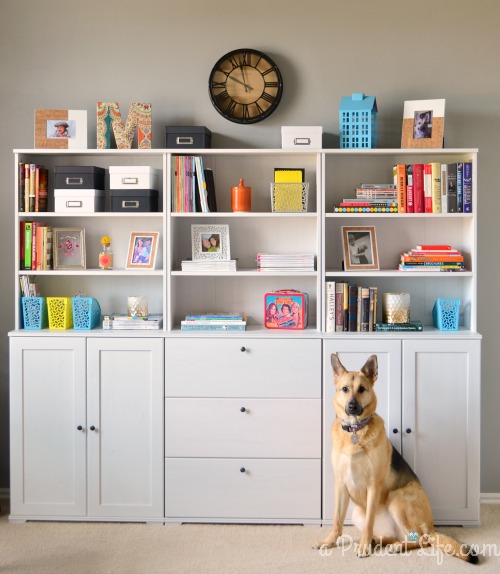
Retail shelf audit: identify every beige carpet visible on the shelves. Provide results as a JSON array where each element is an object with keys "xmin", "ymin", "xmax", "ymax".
[{"xmin": 1, "ymin": 504, "xmax": 499, "ymax": 573}]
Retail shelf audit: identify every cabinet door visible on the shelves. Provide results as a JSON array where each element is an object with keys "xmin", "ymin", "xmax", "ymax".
[
  {"xmin": 321, "ymin": 338, "xmax": 402, "ymax": 522},
  {"xmin": 9, "ymin": 336, "xmax": 87, "ymax": 517},
  {"xmin": 402, "ymin": 338, "xmax": 481, "ymax": 525},
  {"xmin": 87, "ymin": 338, "xmax": 164, "ymax": 518}
]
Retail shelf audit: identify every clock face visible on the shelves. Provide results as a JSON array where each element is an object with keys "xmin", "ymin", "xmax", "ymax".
[{"xmin": 209, "ymin": 48, "xmax": 283, "ymax": 124}]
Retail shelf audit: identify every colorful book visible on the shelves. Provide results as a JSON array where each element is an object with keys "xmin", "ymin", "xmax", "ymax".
[
  {"xmin": 180, "ymin": 322, "xmax": 246, "ymax": 331},
  {"xmin": 406, "ymin": 164, "xmax": 414, "ymax": 213},
  {"xmin": 24, "ymin": 221, "xmax": 32, "ymax": 269},
  {"xmin": 457, "ymin": 162, "xmax": 463, "ymax": 212},
  {"xmin": 395, "ymin": 164, "xmax": 407, "ymax": 213},
  {"xmin": 412, "ymin": 164, "xmax": 424, "ymax": 213}
]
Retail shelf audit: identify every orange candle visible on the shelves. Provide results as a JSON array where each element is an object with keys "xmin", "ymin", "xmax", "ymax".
[{"xmin": 231, "ymin": 178, "xmax": 251, "ymax": 212}]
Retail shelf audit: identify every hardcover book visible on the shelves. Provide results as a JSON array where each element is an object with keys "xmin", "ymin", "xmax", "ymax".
[
  {"xmin": 412, "ymin": 163, "xmax": 424, "ymax": 213},
  {"xmin": 446, "ymin": 163, "xmax": 458, "ymax": 213},
  {"xmin": 463, "ymin": 161, "xmax": 473, "ymax": 213}
]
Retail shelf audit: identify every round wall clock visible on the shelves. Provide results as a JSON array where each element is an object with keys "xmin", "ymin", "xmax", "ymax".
[{"xmin": 208, "ymin": 48, "xmax": 283, "ymax": 124}]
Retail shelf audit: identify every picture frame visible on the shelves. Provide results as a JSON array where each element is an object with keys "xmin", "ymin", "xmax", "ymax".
[
  {"xmin": 126, "ymin": 232, "xmax": 159, "ymax": 270},
  {"xmin": 401, "ymin": 99, "xmax": 445, "ymax": 149},
  {"xmin": 342, "ymin": 226, "xmax": 379, "ymax": 271},
  {"xmin": 191, "ymin": 224, "xmax": 230, "ymax": 260},
  {"xmin": 53, "ymin": 228, "xmax": 86, "ymax": 270},
  {"xmin": 34, "ymin": 109, "xmax": 88, "ymax": 149}
]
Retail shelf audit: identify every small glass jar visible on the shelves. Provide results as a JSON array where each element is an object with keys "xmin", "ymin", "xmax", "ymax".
[{"xmin": 99, "ymin": 239, "xmax": 113, "ymax": 270}]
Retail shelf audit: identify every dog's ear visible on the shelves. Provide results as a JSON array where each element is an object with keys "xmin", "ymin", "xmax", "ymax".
[
  {"xmin": 331, "ymin": 353, "xmax": 347, "ymax": 378},
  {"xmin": 360, "ymin": 355, "xmax": 378, "ymax": 383}
]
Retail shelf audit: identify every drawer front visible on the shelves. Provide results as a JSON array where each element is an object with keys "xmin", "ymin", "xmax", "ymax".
[
  {"xmin": 109, "ymin": 172, "xmax": 158, "ymax": 190},
  {"xmin": 165, "ymin": 338, "xmax": 321, "ymax": 398},
  {"xmin": 165, "ymin": 458, "xmax": 320, "ymax": 520},
  {"xmin": 165, "ymin": 398, "xmax": 321, "ymax": 458}
]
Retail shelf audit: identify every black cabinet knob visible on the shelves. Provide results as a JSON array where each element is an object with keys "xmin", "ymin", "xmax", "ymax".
[
  {"xmin": 240, "ymin": 346, "xmax": 246, "ymax": 352},
  {"xmin": 240, "ymin": 467, "xmax": 246, "ymax": 473},
  {"xmin": 406, "ymin": 428, "xmax": 412, "ymax": 434},
  {"xmin": 392, "ymin": 428, "xmax": 399, "ymax": 434},
  {"xmin": 90, "ymin": 425, "xmax": 96, "ymax": 431},
  {"xmin": 77, "ymin": 425, "xmax": 83, "ymax": 431},
  {"xmin": 240, "ymin": 407, "xmax": 246, "ymax": 413}
]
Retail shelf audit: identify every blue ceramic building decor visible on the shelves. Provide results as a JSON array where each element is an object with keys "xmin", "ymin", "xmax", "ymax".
[{"xmin": 340, "ymin": 92, "xmax": 377, "ymax": 148}]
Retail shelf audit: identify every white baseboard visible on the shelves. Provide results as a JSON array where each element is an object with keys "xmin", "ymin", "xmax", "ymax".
[{"xmin": 480, "ymin": 493, "xmax": 500, "ymax": 504}]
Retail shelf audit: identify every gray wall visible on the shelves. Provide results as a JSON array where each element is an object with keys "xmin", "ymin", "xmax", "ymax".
[{"xmin": 1, "ymin": 0, "xmax": 499, "ymax": 492}]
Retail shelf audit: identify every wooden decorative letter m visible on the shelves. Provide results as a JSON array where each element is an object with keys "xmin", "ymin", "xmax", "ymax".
[{"xmin": 97, "ymin": 102, "xmax": 152, "ymax": 149}]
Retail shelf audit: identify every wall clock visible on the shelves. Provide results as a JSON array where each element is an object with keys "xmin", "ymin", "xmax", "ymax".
[{"xmin": 208, "ymin": 48, "xmax": 283, "ymax": 124}]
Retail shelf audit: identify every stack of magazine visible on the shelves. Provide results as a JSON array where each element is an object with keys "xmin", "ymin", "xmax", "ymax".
[
  {"xmin": 181, "ymin": 259, "xmax": 237, "ymax": 272},
  {"xmin": 180, "ymin": 312, "xmax": 246, "ymax": 331},
  {"xmin": 103, "ymin": 313, "xmax": 163, "ymax": 330},
  {"xmin": 256, "ymin": 253, "xmax": 315, "ymax": 272}
]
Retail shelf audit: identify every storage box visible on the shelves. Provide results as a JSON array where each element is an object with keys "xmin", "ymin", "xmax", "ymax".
[
  {"xmin": 47, "ymin": 297, "xmax": 73, "ymax": 330},
  {"xmin": 109, "ymin": 166, "xmax": 159, "ymax": 190},
  {"xmin": 54, "ymin": 166, "xmax": 105, "ymax": 190},
  {"xmin": 22, "ymin": 296, "xmax": 48, "ymax": 330},
  {"xmin": 110, "ymin": 188, "xmax": 159, "ymax": 212},
  {"xmin": 281, "ymin": 126, "xmax": 322, "ymax": 149},
  {"xmin": 433, "ymin": 298, "xmax": 460, "ymax": 331},
  {"xmin": 271, "ymin": 182, "xmax": 309, "ymax": 212},
  {"xmin": 165, "ymin": 126, "xmax": 212, "ymax": 149},
  {"xmin": 264, "ymin": 289, "xmax": 308, "ymax": 330},
  {"xmin": 72, "ymin": 297, "xmax": 101, "ymax": 330},
  {"xmin": 54, "ymin": 189, "xmax": 105, "ymax": 213}
]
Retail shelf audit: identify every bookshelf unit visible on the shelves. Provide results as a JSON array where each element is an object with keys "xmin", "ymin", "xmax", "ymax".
[{"xmin": 10, "ymin": 148, "xmax": 480, "ymax": 526}]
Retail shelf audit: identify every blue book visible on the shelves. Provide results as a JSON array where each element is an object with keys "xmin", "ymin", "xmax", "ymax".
[{"xmin": 463, "ymin": 161, "xmax": 473, "ymax": 213}]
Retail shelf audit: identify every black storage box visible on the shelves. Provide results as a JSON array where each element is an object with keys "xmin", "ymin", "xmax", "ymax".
[
  {"xmin": 165, "ymin": 126, "xmax": 212, "ymax": 149},
  {"xmin": 54, "ymin": 166, "xmax": 105, "ymax": 190},
  {"xmin": 110, "ymin": 188, "xmax": 159, "ymax": 212}
]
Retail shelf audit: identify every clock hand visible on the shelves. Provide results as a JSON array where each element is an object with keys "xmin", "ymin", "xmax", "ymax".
[
  {"xmin": 228, "ymin": 75, "xmax": 253, "ymax": 91},
  {"xmin": 240, "ymin": 66, "xmax": 249, "ymax": 93}
]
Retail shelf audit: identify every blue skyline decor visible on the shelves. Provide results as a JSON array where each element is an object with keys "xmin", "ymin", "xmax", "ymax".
[{"xmin": 340, "ymin": 92, "xmax": 377, "ymax": 148}]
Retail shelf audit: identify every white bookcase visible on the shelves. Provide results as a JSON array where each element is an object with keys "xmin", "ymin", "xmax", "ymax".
[{"xmin": 10, "ymin": 147, "xmax": 481, "ymax": 526}]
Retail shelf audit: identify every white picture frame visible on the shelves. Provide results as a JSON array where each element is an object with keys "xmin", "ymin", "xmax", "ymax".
[
  {"xmin": 191, "ymin": 224, "xmax": 230, "ymax": 260},
  {"xmin": 401, "ymin": 99, "xmax": 445, "ymax": 149}
]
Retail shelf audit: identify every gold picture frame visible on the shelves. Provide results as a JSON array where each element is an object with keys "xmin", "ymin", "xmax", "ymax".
[
  {"xmin": 342, "ymin": 226, "xmax": 379, "ymax": 271},
  {"xmin": 53, "ymin": 228, "xmax": 86, "ymax": 270},
  {"xmin": 34, "ymin": 109, "xmax": 88, "ymax": 149},
  {"xmin": 126, "ymin": 232, "xmax": 159, "ymax": 269},
  {"xmin": 401, "ymin": 99, "xmax": 445, "ymax": 149}
]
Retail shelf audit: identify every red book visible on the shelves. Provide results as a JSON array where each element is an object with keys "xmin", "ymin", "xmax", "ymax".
[
  {"xmin": 416, "ymin": 244, "xmax": 453, "ymax": 250},
  {"xmin": 424, "ymin": 164, "xmax": 433, "ymax": 213}
]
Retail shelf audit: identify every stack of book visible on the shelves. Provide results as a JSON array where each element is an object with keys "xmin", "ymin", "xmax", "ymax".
[
  {"xmin": 181, "ymin": 259, "xmax": 237, "ymax": 272},
  {"xmin": 102, "ymin": 313, "xmax": 163, "ymax": 330},
  {"xmin": 180, "ymin": 312, "xmax": 246, "ymax": 331},
  {"xmin": 334, "ymin": 183, "xmax": 398, "ymax": 213},
  {"xmin": 257, "ymin": 253, "xmax": 315, "ymax": 272},
  {"xmin": 325, "ymin": 281, "xmax": 378, "ymax": 332},
  {"xmin": 18, "ymin": 163, "xmax": 49, "ymax": 213},
  {"xmin": 375, "ymin": 320, "xmax": 423, "ymax": 332},
  {"xmin": 20, "ymin": 221, "xmax": 53, "ymax": 270},
  {"xmin": 399, "ymin": 244, "xmax": 465, "ymax": 272}
]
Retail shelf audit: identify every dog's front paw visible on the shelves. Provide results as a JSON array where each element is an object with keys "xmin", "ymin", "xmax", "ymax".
[
  {"xmin": 357, "ymin": 540, "xmax": 373, "ymax": 558},
  {"xmin": 313, "ymin": 532, "xmax": 343, "ymax": 550}
]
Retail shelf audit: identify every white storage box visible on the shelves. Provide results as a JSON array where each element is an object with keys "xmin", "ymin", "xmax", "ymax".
[
  {"xmin": 54, "ymin": 189, "xmax": 105, "ymax": 213},
  {"xmin": 109, "ymin": 166, "xmax": 159, "ymax": 190},
  {"xmin": 281, "ymin": 126, "xmax": 323, "ymax": 149}
]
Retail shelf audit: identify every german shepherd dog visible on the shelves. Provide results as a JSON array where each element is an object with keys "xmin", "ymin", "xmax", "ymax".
[{"xmin": 315, "ymin": 354, "xmax": 478, "ymax": 564}]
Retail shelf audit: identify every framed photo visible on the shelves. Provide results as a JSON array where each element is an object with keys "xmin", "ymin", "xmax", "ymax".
[
  {"xmin": 126, "ymin": 232, "xmax": 159, "ymax": 269},
  {"xmin": 53, "ymin": 228, "xmax": 86, "ymax": 270},
  {"xmin": 342, "ymin": 226, "xmax": 379, "ymax": 271},
  {"xmin": 401, "ymin": 99, "xmax": 445, "ymax": 149},
  {"xmin": 34, "ymin": 109, "xmax": 88, "ymax": 149},
  {"xmin": 191, "ymin": 224, "xmax": 230, "ymax": 260}
]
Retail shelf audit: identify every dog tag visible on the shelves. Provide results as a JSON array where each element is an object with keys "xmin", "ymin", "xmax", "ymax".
[{"xmin": 352, "ymin": 433, "xmax": 359, "ymax": 444}]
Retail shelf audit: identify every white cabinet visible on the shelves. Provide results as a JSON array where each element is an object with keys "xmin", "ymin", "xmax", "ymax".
[
  {"xmin": 164, "ymin": 336, "xmax": 322, "ymax": 523},
  {"xmin": 87, "ymin": 337, "xmax": 164, "ymax": 519},
  {"xmin": 10, "ymin": 337, "xmax": 87, "ymax": 517},
  {"xmin": 322, "ymin": 335, "xmax": 480, "ymax": 526},
  {"xmin": 9, "ymin": 335, "xmax": 164, "ymax": 522}
]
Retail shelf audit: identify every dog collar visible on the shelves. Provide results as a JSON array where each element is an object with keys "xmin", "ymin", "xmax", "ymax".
[{"xmin": 341, "ymin": 416, "xmax": 372, "ymax": 444}]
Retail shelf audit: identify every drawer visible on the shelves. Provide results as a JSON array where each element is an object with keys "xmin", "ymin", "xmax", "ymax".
[
  {"xmin": 165, "ymin": 338, "xmax": 321, "ymax": 398},
  {"xmin": 165, "ymin": 398, "xmax": 320, "ymax": 458},
  {"xmin": 164, "ymin": 458, "xmax": 320, "ymax": 520}
]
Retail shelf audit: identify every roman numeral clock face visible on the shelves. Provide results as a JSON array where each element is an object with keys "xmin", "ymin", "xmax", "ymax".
[{"xmin": 209, "ymin": 49, "xmax": 283, "ymax": 124}]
